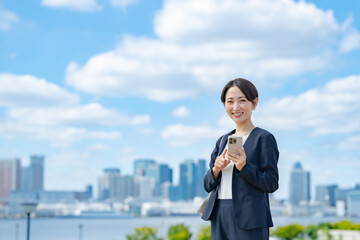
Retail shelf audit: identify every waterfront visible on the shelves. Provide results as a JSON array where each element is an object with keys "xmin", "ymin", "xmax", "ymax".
[{"xmin": 1, "ymin": 216, "xmax": 360, "ymax": 240}]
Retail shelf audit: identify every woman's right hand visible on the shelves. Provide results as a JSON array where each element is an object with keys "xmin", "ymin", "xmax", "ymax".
[{"xmin": 212, "ymin": 149, "xmax": 229, "ymax": 179}]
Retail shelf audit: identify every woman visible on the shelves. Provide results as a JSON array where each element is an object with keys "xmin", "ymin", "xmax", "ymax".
[{"xmin": 202, "ymin": 78, "xmax": 279, "ymax": 240}]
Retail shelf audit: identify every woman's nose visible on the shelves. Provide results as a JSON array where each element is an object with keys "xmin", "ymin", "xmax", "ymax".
[{"xmin": 233, "ymin": 102, "xmax": 241, "ymax": 109}]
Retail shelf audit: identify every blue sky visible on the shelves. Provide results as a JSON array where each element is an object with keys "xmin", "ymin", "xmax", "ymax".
[{"xmin": 1, "ymin": 0, "xmax": 359, "ymax": 200}]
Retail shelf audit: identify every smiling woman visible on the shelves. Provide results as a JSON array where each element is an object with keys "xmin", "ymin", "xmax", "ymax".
[{"xmin": 201, "ymin": 78, "xmax": 279, "ymax": 240}]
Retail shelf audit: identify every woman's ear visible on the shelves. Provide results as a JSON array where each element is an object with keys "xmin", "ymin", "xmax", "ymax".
[{"xmin": 252, "ymin": 97, "xmax": 259, "ymax": 110}]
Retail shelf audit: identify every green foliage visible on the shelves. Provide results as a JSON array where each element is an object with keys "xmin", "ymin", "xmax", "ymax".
[
  {"xmin": 196, "ymin": 225, "xmax": 211, "ymax": 240},
  {"xmin": 318, "ymin": 222, "xmax": 333, "ymax": 229},
  {"xmin": 126, "ymin": 226, "xmax": 163, "ymax": 240},
  {"xmin": 272, "ymin": 224, "xmax": 305, "ymax": 240},
  {"xmin": 273, "ymin": 220, "xmax": 360, "ymax": 240},
  {"xmin": 332, "ymin": 220, "xmax": 358, "ymax": 230},
  {"xmin": 355, "ymin": 224, "xmax": 360, "ymax": 231},
  {"xmin": 167, "ymin": 223, "xmax": 192, "ymax": 240},
  {"xmin": 304, "ymin": 224, "xmax": 319, "ymax": 239}
]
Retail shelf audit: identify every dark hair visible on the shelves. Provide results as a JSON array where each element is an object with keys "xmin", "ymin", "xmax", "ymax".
[{"xmin": 220, "ymin": 78, "xmax": 258, "ymax": 104}]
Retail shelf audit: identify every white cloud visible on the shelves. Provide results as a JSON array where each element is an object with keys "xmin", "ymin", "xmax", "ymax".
[
  {"xmin": 155, "ymin": 0, "xmax": 338, "ymax": 48},
  {"xmin": 0, "ymin": 73, "xmax": 150, "ymax": 147},
  {"xmin": 340, "ymin": 29, "xmax": 360, "ymax": 53},
  {"xmin": 66, "ymin": 37, "xmax": 330, "ymax": 101},
  {"xmin": 161, "ymin": 124, "xmax": 222, "ymax": 146},
  {"xmin": 253, "ymin": 75, "xmax": 360, "ymax": 135},
  {"xmin": 66, "ymin": 0, "xmax": 349, "ymax": 101},
  {"xmin": 41, "ymin": 0, "xmax": 101, "ymax": 12},
  {"xmin": 110, "ymin": 0, "xmax": 138, "ymax": 8},
  {"xmin": 0, "ymin": 7, "xmax": 19, "ymax": 31},
  {"xmin": 173, "ymin": 106, "xmax": 190, "ymax": 118},
  {"xmin": 5, "ymin": 103, "xmax": 150, "ymax": 127},
  {"xmin": 0, "ymin": 103, "xmax": 149, "ymax": 146},
  {"xmin": 0, "ymin": 73, "xmax": 79, "ymax": 107},
  {"xmin": 0, "ymin": 121, "xmax": 122, "ymax": 147}
]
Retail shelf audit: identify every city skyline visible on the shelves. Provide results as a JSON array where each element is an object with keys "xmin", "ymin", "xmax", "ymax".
[
  {"xmin": 2, "ymin": 155, "xmax": 359, "ymax": 204},
  {"xmin": 0, "ymin": 0, "xmax": 359, "ymax": 200}
]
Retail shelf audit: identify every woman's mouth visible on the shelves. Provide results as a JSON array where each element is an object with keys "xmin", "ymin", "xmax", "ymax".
[{"xmin": 233, "ymin": 112, "xmax": 243, "ymax": 118}]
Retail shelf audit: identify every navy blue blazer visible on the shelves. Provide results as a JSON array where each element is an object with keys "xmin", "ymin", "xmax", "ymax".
[{"xmin": 202, "ymin": 127, "xmax": 279, "ymax": 230}]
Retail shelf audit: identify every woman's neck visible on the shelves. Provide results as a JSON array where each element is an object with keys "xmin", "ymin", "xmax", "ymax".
[{"xmin": 234, "ymin": 121, "xmax": 255, "ymax": 136}]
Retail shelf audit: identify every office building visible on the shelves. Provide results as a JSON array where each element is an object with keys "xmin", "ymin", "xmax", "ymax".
[
  {"xmin": 21, "ymin": 155, "xmax": 45, "ymax": 191},
  {"xmin": 0, "ymin": 159, "xmax": 21, "ymax": 201},
  {"xmin": 136, "ymin": 175, "xmax": 155, "ymax": 198},
  {"xmin": 147, "ymin": 163, "xmax": 173, "ymax": 197},
  {"xmin": 120, "ymin": 175, "xmax": 134, "ymax": 200},
  {"xmin": 133, "ymin": 159, "xmax": 156, "ymax": 176},
  {"xmin": 169, "ymin": 185, "xmax": 184, "ymax": 202},
  {"xmin": 159, "ymin": 164, "xmax": 172, "ymax": 184},
  {"xmin": 195, "ymin": 159, "xmax": 207, "ymax": 198},
  {"xmin": 289, "ymin": 162, "xmax": 311, "ymax": 205},
  {"xmin": 84, "ymin": 184, "xmax": 93, "ymax": 200},
  {"xmin": 98, "ymin": 168, "xmax": 121, "ymax": 201},
  {"xmin": 316, "ymin": 184, "xmax": 338, "ymax": 207},
  {"xmin": 348, "ymin": 191, "xmax": 360, "ymax": 217},
  {"xmin": 30, "ymin": 155, "xmax": 44, "ymax": 190},
  {"xmin": 180, "ymin": 160, "xmax": 196, "ymax": 200}
]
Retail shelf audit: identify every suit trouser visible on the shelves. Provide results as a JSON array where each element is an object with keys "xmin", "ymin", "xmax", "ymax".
[{"xmin": 210, "ymin": 199, "xmax": 269, "ymax": 240}]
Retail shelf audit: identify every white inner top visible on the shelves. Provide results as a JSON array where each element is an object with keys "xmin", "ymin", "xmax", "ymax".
[{"xmin": 217, "ymin": 133, "xmax": 249, "ymax": 199}]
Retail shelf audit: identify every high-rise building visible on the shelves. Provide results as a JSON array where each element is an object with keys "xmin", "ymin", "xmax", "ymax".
[
  {"xmin": 348, "ymin": 191, "xmax": 360, "ymax": 217},
  {"xmin": 316, "ymin": 184, "xmax": 338, "ymax": 207},
  {"xmin": 85, "ymin": 184, "xmax": 93, "ymax": 200},
  {"xmin": 289, "ymin": 162, "xmax": 311, "ymax": 205},
  {"xmin": 135, "ymin": 175, "xmax": 155, "ymax": 198},
  {"xmin": 98, "ymin": 168, "xmax": 121, "ymax": 201},
  {"xmin": 134, "ymin": 160, "xmax": 172, "ymax": 198},
  {"xmin": 21, "ymin": 155, "xmax": 45, "ymax": 191},
  {"xmin": 21, "ymin": 167, "xmax": 31, "ymax": 191},
  {"xmin": 119, "ymin": 175, "xmax": 134, "ymax": 200},
  {"xmin": 335, "ymin": 186, "xmax": 360, "ymax": 209},
  {"xmin": 133, "ymin": 159, "xmax": 156, "ymax": 176},
  {"xmin": 195, "ymin": 159, "xmax": 207, "ymax": 198},
  {"xmin": 0, "ymin": 159, "xmax": 21, "ymax": 201},
  {"xmin": 30, "ymin": 155, "xmax": 44, "ymax": 190},
  {"xmin": 155, "ymin": 164, "xmax": 172, "ymax": 198},
  {"xmin": 180, "ymin": 160, "xmax": 196, "ymax": 200},
  {"xmin": 159, "ymin": 164, "xmax": 172, "ymax": 185}
]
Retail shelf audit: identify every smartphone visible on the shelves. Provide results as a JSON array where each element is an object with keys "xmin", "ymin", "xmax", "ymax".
[{"xmin": 227, "ymin": 136, "xmax": 243, "ymax": 155}]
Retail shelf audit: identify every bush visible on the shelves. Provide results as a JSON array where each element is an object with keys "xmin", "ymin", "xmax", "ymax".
[
  {"xmin": 196, "ymin": 225, "xmax": 211, "ymax": 240},
  {"xmin": 272, "ymin": 224, "xmax": 305, "ymax": 240},
  {"xmin": 126, "ymin": 226, "xmax": 163, "ymax": 240},
  {"xmin": 167, "ymin": 223, "xmax": 192, "ymax": 240}
]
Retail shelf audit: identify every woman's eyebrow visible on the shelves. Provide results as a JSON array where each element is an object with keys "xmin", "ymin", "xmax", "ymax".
[{"xmin": 227, "ymin": 96, "xmax": 246, "ymax": 99}]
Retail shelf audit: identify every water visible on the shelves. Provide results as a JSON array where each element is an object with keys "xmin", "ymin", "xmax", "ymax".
[{"xmin": 1, "ymin": 216, "xmax": 360, "ymax": 240}]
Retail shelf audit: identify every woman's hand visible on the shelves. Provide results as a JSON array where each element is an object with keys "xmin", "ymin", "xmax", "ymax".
[
  {"xmin": 226, "ymin": 147, "xmax": 246, "ymax": 171},
  {"xmin": 212, "ymin": 149, "xmax": 229, "ymax": 180}
]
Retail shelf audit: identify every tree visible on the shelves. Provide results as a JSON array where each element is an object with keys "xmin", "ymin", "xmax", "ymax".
[
  {"xmin": 196, "ymin": 226, "xmax": 211, "ymax": 240},
  {"xmin": 126, "ymin": 226, "xmax": 163, "ymax": 240},
  {"xmin": 167, "ymin": 223, "xmax": 192, "ymax": 240},
  {"xmin": 271, "ymin": 224, "xmax": 305, "ymax": 240},
  {"xmin": 304, "ymin": 224, "xmax": 319, "ymax": 240},
  {"xmin": 332, "ymin": 220, "xmax": 356, "ymax": 230}
]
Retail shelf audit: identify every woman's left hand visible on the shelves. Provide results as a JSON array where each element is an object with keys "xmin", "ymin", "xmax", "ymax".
[{"xmin": 226, "ymin": 147, "xmax": 246, "ymax": 171}]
